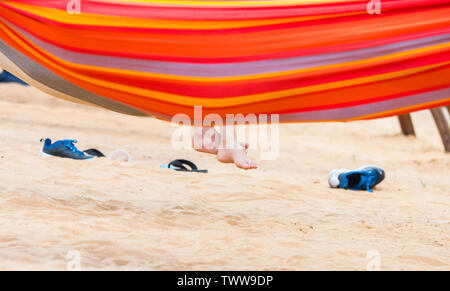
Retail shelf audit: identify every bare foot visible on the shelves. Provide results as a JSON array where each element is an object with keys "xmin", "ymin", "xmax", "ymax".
[
  {"xmin": 192, "ymin": 126, "xmax": 219, "ymax": 155},
  {"xmin": 192, "ymin": 127, "xmax": 248, "ymax": 155},
  {"xmin": 240, "ymin": 142, "xmax": 249, "ymax": 151},
  {"xmin": 192, "ymin": 126, "xmax": 256, "ymax": 170},
  {"xmin": 217, "ymin": 144, "xmax": 257, "ymax": 170}
]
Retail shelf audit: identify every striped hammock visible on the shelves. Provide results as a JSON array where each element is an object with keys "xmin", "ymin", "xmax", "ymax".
[{"xmin": 0, "ymin": 0, "xmax": 449, "ymax": 122}]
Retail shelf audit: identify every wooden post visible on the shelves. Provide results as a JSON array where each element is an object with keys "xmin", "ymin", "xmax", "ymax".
[
  {"xmin": 430, "ymin": 107, "xmax": 450, "ymax": 153},
  {"xmin": 397, "ymin": 114, "xmax": 416, "ymax": 136}
]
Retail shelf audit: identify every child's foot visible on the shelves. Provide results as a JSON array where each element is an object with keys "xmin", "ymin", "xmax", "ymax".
[
  {"xmin": 217, "ymin": 144, "xmax": 257, "ymax": 170},
  {"xmin": 192, "ymin": 126, "xmax": 256, "ymax": 170},
  {"xmin": 192, "ymin": 127, "xmax": 249, "ymax": 155},
  {"xmin": 192, "ymin": 126, "xmax": 219, "ymax": 155}
]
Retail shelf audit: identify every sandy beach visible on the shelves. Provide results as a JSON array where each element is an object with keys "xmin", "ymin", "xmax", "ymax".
[{"xmin": 0, "ymin": 83, "xmax": 448, "ymax": 270}]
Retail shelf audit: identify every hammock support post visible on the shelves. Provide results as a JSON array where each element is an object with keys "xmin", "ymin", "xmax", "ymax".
[
  {"xmin": 430, "ymin": 108, "xmax": 450, "ymax": 153},
  {"xmin": 397, "ymin": 114, "xmax": 416, "ymax": 136}
]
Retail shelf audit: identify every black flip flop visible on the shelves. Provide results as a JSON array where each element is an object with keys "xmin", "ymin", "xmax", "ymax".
[
  {"xmin": 166, "ymin": 159, "xmax": 208, "ymax": 173},
  {"xmin": 84, "ymin": 149, "xmax": 105, "ymax": 158}
]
